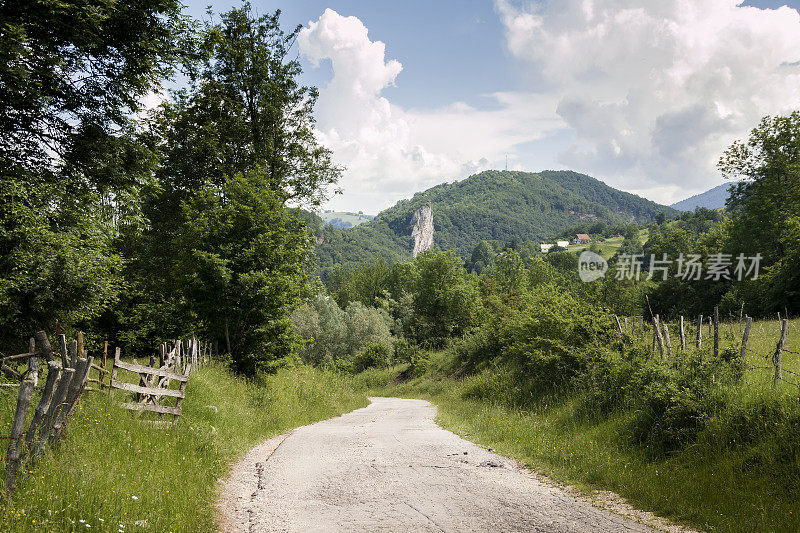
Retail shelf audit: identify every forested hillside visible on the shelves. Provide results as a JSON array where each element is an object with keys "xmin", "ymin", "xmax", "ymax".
[
  {"xmin": 670, "ymin": 183, "xmax": 731, "ymax": 211},
  {"xmin": 312, "ymin": 170, "xmax": 675, "ymax": 275}
]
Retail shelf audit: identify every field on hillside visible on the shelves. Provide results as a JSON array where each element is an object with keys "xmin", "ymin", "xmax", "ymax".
[
  {"xmin": 557, "ymin": 229, "xmax": 648, "ymax": 259},
  {"xmin": 0, "ymin": 364, "xmax": 366, "ymax": 532},
  {"xmin": 319, "ymin": 211, "xmax": 374, "ymax": 228}
]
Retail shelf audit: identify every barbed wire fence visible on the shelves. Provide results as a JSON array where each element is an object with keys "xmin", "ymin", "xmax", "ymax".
[{"xmin": 612, "ymin": 308, "xmax": 797, "ymax": 394}]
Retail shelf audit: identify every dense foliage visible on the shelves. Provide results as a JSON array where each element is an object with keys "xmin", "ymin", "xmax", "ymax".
[
  {"xmin": 0, "ymin": 3, "xmax": 339, "ymax": 375},
  {"xmin": 0, "ymin": 0, "xmax": 189, "ymax": 348},
  {"xmin": 312, "ymin": 170, "xmax": 676, "ymax": 276}
]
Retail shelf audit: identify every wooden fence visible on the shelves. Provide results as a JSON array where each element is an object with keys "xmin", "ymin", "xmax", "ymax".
[
  {"xmin": 1, "ymin": 331, "xmax": 94, "ymax": 491},
  {"xmin": 2, "ymin": 332, "xmax": 210, "ymax": 493},
  {"xmin": 110, "ymin": 337, "xmax": 206, "ymax": 423},
  {"xmin": 613, "ymin": 307, "xmax": 795, "ymax": 389}
]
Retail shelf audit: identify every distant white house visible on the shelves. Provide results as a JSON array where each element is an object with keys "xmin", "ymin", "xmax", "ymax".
[
  {"xmin": 556, "ymin": 240, "xmax": 570, "ymax": 248},
  {"xmin": 540, "ymin": 243, "xmax": 554, "ymax": 253}
]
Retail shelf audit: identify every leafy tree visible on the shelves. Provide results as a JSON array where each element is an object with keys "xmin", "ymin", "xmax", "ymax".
[
  {"xmin": 714, "ymin": 112, "xmax": 800, "ymax": 315},
  {"xmin": 412, "ymin": 251, "xmax": 479, "ymax": 343},
  {"xmin": 720, "ymin": 112, "xmax": 800, "ymax": 268},
  {"xmin": 179, "ymin": 169, "xmax": 310, "ymax": 374},
  {"xmin": 485, "ymin": 250, "xmax": 528, "ymax": 302},
  {"xmin": 467, "ymin": 241, "xmax": 495, "ymax": 274},
  {"xmin": 327, "ymin": 256, "xmax": 389, "ymax": 308},
  {"xmin": 114, "ymin": 5, "xmax": 341, "ymax": 372},
  {"xmin": 291, "ymin": 294, "xmax": 347, "ymax": 366},
  {"xmin": 0, "ymin": 0, "xmax": 188, "ymax": 176},
  {"xmin": 158, "ymin": 4, "xmax": 339, "ymax": 204},
  {"xmin": 0, "ymin": 0, "xmax": 188, "ymax": 347}
]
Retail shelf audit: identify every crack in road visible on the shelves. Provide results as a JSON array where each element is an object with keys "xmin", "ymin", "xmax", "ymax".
[{"xmin": 218, "ymin": 398, "xmax": 668, "ymax": 532}]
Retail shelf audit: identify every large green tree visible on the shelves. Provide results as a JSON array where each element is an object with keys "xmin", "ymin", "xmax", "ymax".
[
  {"xmin": 719, "ymin": 112, "xmax": 800, "ymax": 314},
  {"xmin": 115, "ymin": 5, "xmax": 341, "ymax": 371},
  {"xmin": 0, "ymin": 0, "xmax": 188, "ymax": 348},
  {"xmin": 412, "ymin": 250, "xmax": 480, "ymax": 344},
  {"xmin": 720, "ymin": 112, "xmax": 800, "ymax": 268}
]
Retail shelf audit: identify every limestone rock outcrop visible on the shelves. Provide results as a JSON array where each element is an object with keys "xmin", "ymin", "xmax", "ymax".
[{"xmin": 411, "ymin": 204, "xmax": 434, "ymax": 257}]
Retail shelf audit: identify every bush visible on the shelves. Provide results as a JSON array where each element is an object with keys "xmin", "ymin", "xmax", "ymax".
[
  {"xmin": 629, "ymin": 355, "xmax": 727, "ymax": 453},
  {"xmin": 350, "ymin": 343, "xmax": 391, "ymax": 372},
  {"xmin": 582, "ymin": 349, "xmax": 636, "ymax": 415},
  {"xmin": 407, "ymin": 348, "xmax": 430, "ymax": 376},
  {"xmin": 392, "ymin": 338, "xmax": 417, "ymax": 364}
]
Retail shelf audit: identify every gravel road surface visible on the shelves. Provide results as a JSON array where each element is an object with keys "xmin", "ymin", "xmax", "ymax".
[{"xmin": 217, "ymin": 397, "xmax": 659, "ymax": 532}]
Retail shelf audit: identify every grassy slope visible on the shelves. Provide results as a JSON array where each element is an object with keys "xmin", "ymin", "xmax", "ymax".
[
  {"xmin": 567, "ymin": 229, "xmax": 649, "ymax": 259},
  {"xmin": 353, "ymin": 318, "xmax": 800, "ymax": 532},
  {"xmin": 319, "ymin": 211, "xmax": 374, "ymax": 228},
  {"xmin": 0, "ymin": 364, "xmax": 367, "ymax": 532}
]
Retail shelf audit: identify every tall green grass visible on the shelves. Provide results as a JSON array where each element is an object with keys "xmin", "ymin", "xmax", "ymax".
[
  {"xmin": 354, "ymin": 318, "xmax": 800, "ymax": 532},
  {"xmin": 0, "ymin": 364, "xmax": 367, "ymax": 532}
]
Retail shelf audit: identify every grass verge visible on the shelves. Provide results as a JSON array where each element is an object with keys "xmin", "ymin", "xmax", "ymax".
[
  {"xmin": 0, "ymin": 363, "xmax": 367, "ymax": 532},
  {"xmin": 352, "ymin": 344, "xmax": 800, "ymax": 533}
]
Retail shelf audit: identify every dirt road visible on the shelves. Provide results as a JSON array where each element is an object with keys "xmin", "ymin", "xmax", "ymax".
[{"xmin": 217, "ymin": 397, "xmax": 660, "ymax": 532}]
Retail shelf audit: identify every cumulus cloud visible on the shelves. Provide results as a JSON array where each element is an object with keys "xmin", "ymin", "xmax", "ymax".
[
  {"xmin": 300, "ymin": 3, "xmax": 800, "ymax": 211},
  {"xmin": 298, "ymin": 9, "xmax": 560, "ymax": 211},
  {"xmin": 496, "ymin": 0, "xmax": 800, "ymax": 200}
]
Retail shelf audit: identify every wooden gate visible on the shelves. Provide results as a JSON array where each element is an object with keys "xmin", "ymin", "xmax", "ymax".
[{"xmin": 110, "ymin": 342, "xmax": 191, "ymax": 423}]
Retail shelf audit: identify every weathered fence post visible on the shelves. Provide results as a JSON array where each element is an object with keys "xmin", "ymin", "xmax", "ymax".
[
  {"xmin": 27, "ymin": 337, "xmax": 38, "ymax": 387},
  {"xmin": 101, "ymin": 341, "xmax": 108, "ymax": 389},
  {"xmin": 653, "ymin": 315, "xmax": 666, "ymax": 357},
  {"xmin": 713, "ymin": 306, "xmax": 720, "ymax": 359},
  {"xmin": 57, "ymin": 333, "xmax": 68, "ymax": 368},
  {"xmin": 24, "ymin": 361, "xmax": 61, "ymax": 449},
  {"xmin": 696, "ymin": 314, "xmax": 703, "ymax": 349},
  {"xmin": 175, "ymin": 339, "xmax": 182, "ymax": 373},
  {"xmin": 110, "ymin": 347, "xmax": 121, "ymax": 399},
  {"xmin": 773, "ymin": 319, "xmax": 789, "ymax": 389},
  {"xmin": 173, "ymin": 363, "xmax": 192, "ymax": 424},
  {"xmin": 5, "ymin": 376, "xmax": 35, "ymax": 491},
  {"xmin": 5, "ymin": 336, "xmax": 41, "ymax": 490},
  {"xmin": 740, "ymin": 316, "xmax": 752, "ymax": 372},
  {"xmin": 69, "ymin": 339, "xmax": 77, "ymax": 368},
  {"xmin": 76, "ymin": 331, "xmax": 84, "ymax": 360},
  {"xmin": 35, "ymin": 367, "xmax": 74, "ymax": 457},
  {"xmin": 739, "ymin": 302, "xmax": 744, "ymax": 335},
  {"xmin": 679, "ymin": 316, "xmax": 686, "ymax": 352},
  {"xmin": 51, "ymin": 355, "xmax": 93, "ymax": 443},
  {"xmin": 663, "ymin": 321, "xmax": 672, "ymax": 357}
]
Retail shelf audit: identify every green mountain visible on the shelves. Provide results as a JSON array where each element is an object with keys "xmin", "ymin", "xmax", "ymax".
[
  {"xmin": 309, "ymin": 170, "xmax": 676, "ymax": 275},
  {"xmin": 670, "ymin": 183, "xmax": 731, "ymax": 211}
]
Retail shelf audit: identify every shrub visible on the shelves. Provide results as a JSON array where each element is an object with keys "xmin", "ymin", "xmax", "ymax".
[
  {"xmin": 350, "ymin": 343, "xmax": 391, "ymax": 372},
  {"xmin": 582, "ymin": 349, "xmax": 636, "ymax": 415},
  {"xmin": 407, "ymin": 348, "xmax": 430, "ymax": 376},
  {"xmin": 629, "ymin": 355, "xmax": 727, "ymax": 453},
  {"xmin": 392, "ymin": 338, "xmax": 417, "ymax": 364}
]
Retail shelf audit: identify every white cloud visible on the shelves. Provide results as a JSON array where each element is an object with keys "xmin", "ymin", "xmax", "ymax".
[
  {"xmin": 298, "ymin": 9, "xmax": 561, "ymax": 212},
  {"xmin": 496, "ymin": 0, "xmax": 800, "ymax": 202},
  {"xmin": 300, "ymin": 3, "xmax": 800, "ymax": 212}
]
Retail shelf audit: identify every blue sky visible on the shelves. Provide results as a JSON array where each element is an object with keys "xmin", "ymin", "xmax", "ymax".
[{"xmin": 181, "ymin": 1, "xmax": 800, "ymax": 213}]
